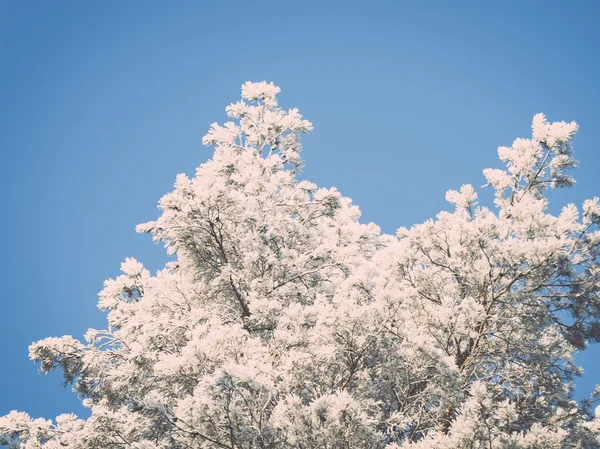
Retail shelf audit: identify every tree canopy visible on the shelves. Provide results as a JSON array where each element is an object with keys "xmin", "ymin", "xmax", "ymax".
[{"xmin": 2, "ymin": 82, "xmax": 600, "ymax": 449}]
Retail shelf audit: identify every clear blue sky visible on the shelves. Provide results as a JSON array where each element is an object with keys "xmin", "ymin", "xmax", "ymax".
[{"xmin": 1, "ymin": 1, "xmax": 599, "ymax": 420}]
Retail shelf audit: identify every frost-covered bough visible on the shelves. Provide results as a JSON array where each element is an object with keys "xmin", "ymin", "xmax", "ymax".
[{"xmin": 2, "ymin": 83, "xmax": 600, "ymax": 449}]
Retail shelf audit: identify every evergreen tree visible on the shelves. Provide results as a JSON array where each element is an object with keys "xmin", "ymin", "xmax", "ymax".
[{"xmin": 2, "ymin": 82, "xmax": 600, "ymax": 449}]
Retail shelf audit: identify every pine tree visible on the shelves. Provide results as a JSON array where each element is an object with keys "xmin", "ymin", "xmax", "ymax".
[{"xmin": 2, "ymin": 82, "xmax": 600, "ymax": 449}]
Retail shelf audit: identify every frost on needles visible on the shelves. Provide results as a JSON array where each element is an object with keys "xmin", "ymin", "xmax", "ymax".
[{"xmin": 2, "ymin": 82, "xmax": 600, "ymax": 449}]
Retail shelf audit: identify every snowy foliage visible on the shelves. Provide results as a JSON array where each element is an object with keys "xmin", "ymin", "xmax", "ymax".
[{"xmin": 2, "ymin": 82, "xmax": 600, "ymax": 448}]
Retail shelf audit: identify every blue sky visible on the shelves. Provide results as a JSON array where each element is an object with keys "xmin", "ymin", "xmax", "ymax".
[{"xmin": 1, "ymin": 1, "xmax": 599, "ymax": 420}]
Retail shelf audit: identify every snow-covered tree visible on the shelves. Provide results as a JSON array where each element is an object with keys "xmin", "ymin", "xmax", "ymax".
[{"xmin": 2, "ymin": 82, "xmax": 600, "ymax": 449}]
